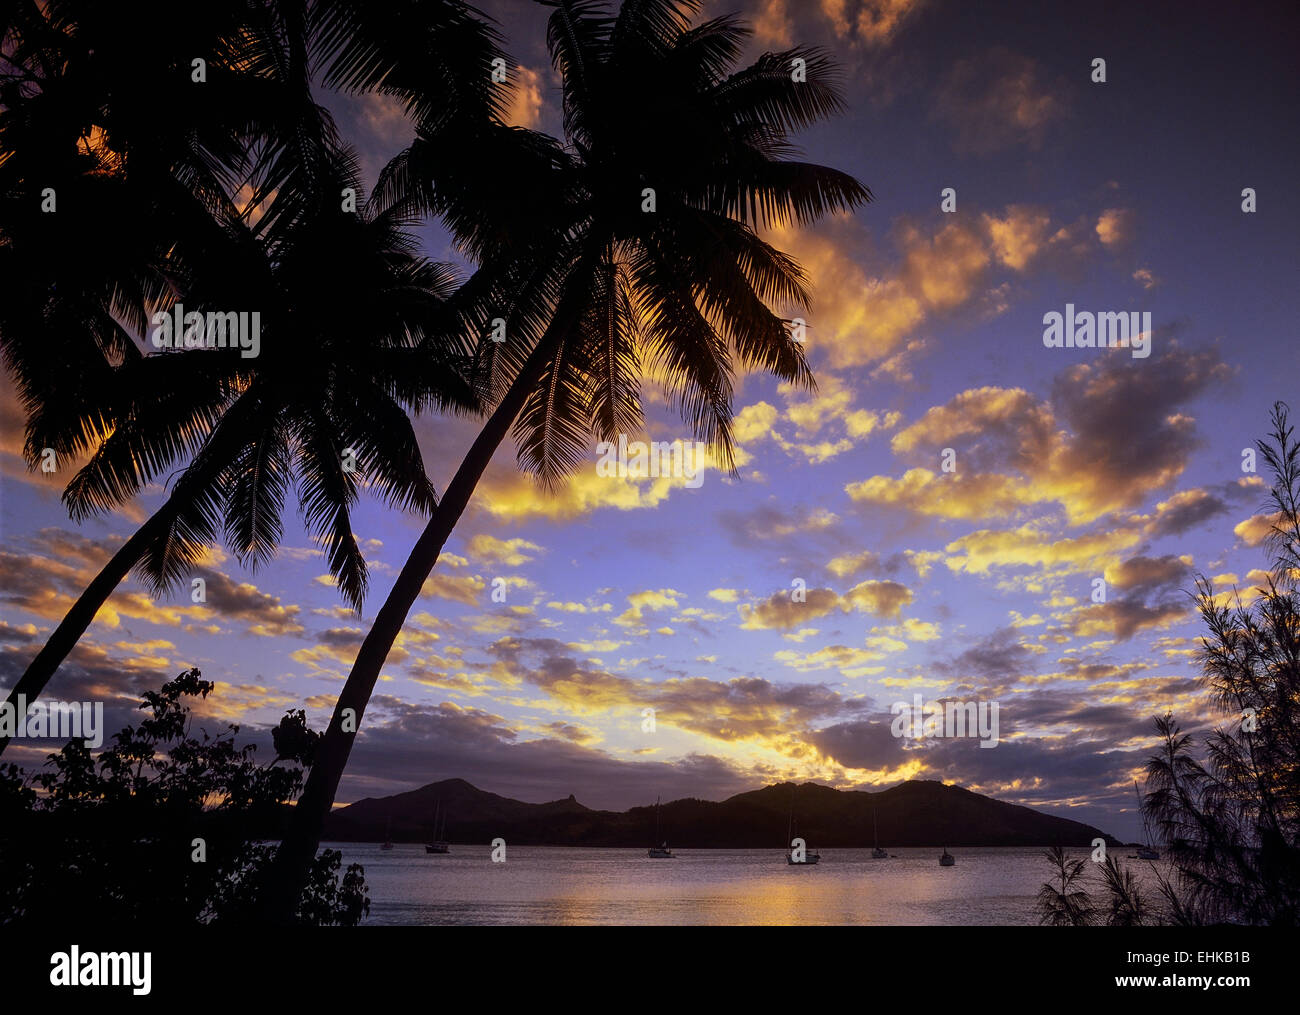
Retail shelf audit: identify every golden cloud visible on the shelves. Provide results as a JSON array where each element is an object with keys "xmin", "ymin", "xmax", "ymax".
[
  {"xmin": 944, "ymin": 524, "xmax": 1142, "ymax": 576},
  {"xmin": 466, "ymin": 533, "xmax": 543, "ymax": 567}
]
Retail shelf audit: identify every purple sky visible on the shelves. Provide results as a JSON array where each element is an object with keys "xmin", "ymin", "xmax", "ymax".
[{"xmin": 2, "ymin": 0, "xmax": 1298, "ymax": 842}]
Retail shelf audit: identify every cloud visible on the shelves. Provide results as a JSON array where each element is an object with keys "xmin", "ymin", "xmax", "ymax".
[
  {"xmin": 774, "ymin": 643, "xmax": 888, "ymax": 678},
  {"xmin": 843, "ymin": 579, "xmax": 913, "ymax": 618},
  {"xmin": 739, "ymin": 579, "xmax": 913, "ymax": 630},
  {"xmin": 614, "ymin": 589, "xmax": 684, "ymax": 632},
  {"xmin": 820, "ymin": 0, "xmax": 924, "ymax": 46},
  {"xmin": 826, "ymin": 550, "xmax": 882, "ymax": 579},
  {"xmin": 1104, "ymin": 554, "xmax": 1193, "ymax": 599},
  {"xmin": 719, "ymin": 501, "xmax": 839, "ymax": 543},
  {"xmin": 327, "ymin": 692, "xmax": 765, "ymax": 810},
  {"xmin": 759, "ymin": 219, "xmax": 935, "ymax": 369},
  {"xmin": 851, "ymin": 345, "xmax": 1230, "ymax": 526},
  {"xmin": 934, "ymin": 626, "xmax": 1040, "ymax": 689},
  {"xmin": 484, "ymin": 638, "xmax": 855, "ymax": 746},
  {"xmin": 545, "ymin": 599, "xmax": 612, "ymax": 614},
  {"xmin": 1132, "ymin": 267, "xmax": 1159, "ymax": 290},
  {"xmin": 420, "ymin": 572, "xmax": 487, "ymax": 606},
  {"xmin": 1096, "ymin": 208, "xmax": 1136, "ymax": 248},
  {"xmin": 1048, "ymin": 345, "xmax": 1230, "ymax": 520},
  {"xmin": 739, "ymin": 375, "xmax": 901, "ymax": 465},
  {"xmin": 932, "ymin": 48, "xmax": 1063, "ymax": 154},
  {"xmin": 465, "ymin": 534, "xmax": 543, "ymax": 567},
  {"xmin": 504, "ymin": 66, "xmax": 544, "ymax": 129},
  {"xmin": 847, "ymin": 468, "xmax": 1046, "ymax": 521},
  {"xmin": 740, "ymin": 587, "xmax": 842, "ymax": 630},
  {"xmin": 0, "ymin": 536, "xmax": 302, "ymax": 637},
  {"xmin": 1235, "ymin": 512, "xmax": 1283, "ymax": 547},
  {"xmin": 805, "ymin": 717, "xmax": 911, "ymax": 770},
  {"xmin": 944, "ymin": 524, "xmax": 1142, "ymax": 577},
  {"xmin": 1064, "ymin": 600, "xmax": 1189, "ymax": 642},
  {"xmin": 1141, "ymin": 481, "xmax": 1260, "ymax": 538},
  {"xmin": 982, "ymin": 205, "xmax": 1052, "ymax": 270},
  {"xmin": 474, "ymin": 451, "xmax": 719, "ymax": 522},
  {"xmin": 753, "ymin": 0, "xmax": 794, "ymax": 44},
  {"xmin": 733, "ymin": 402, "xmax": 779, "ymax": 443},
  {"xmin": 190, "ymin": 570, "xmax": 305, "ymax": 636},
  {"xmin": 765, "ymin": 202, "xmax": 1098, "ymax": 372}
]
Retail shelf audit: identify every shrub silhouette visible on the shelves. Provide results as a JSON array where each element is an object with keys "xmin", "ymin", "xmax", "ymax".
[
  {"xmin": 1038, "ymin": 403, "xmax": 1300, "ymax": 926},
  {"xmin": 0, "ymin": 669, "xmax": 368, "ymax": 926}
]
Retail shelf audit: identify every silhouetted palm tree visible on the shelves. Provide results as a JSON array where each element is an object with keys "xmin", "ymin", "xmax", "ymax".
[
  {"xmin": 0, "ymin": 0, "xmax": 503, "ymax": 754},
  {"xmin": 0, "ymin": 142, "xmax": 482, "ymax": 754},
  {"xmin": 270, "ymin": 0, "xmax": 871, "ymax": 919}
]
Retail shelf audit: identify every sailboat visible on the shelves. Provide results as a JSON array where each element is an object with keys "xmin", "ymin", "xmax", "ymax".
[
  {"xmin": 871, "ymin": 808, "xmax": 888, "ymax": 859},
  {"xmin": 425, "ymin": 799, "xmax": 450, "ymax": 854},
  {"xmin": 380, "ymin": 817, "xmax": 394, "ymax": 851},
  {"xmin": 785, "ymin": 785, "xmax": 820, "ymax": 865},
  {"xmin": 939, "ymin": 847, "xmax": 955, "ymax": 866},
  {"xmin": 647, "ymin": 796, "xmax": 675, "ymax": 857},
  {"xmin": 1130, "ymin": 780, "xmax": 1160, "ymax": 860}
]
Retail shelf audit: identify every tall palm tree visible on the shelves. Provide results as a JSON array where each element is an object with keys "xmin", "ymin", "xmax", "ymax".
[
  {"xmin": 268, "ymin": 0, "xmax": 871, "ymax": 919},
  {"xmin": 0, "ymin": 139, "xmax": 481, "ymax": 755},
  {"xmin": 0, "ymin": 0, "xmax": 504, "ymax": 754}
]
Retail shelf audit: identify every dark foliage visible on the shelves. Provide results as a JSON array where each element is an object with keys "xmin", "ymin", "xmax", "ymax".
[
  {"xmin": 0, "ymin": 669, "xmax": 368, "ymax": 926},
  {"xmin": 1038, "ymin": 403, "xmax": 1300, "ymax": 926}
]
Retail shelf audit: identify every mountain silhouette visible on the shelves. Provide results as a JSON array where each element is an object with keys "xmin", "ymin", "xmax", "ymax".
[{"xmin": 324, "ymin": 778, "xmax": 1121, "ymax": 847}]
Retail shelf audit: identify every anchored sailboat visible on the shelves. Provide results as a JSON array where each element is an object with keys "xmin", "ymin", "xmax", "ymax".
[
  {"xmin": 786, "ymin": 784, "xmax": 820, "ymax": 865},
  {"xmin": 647, "ymin": 796, "xmax": 675, "ymax": 857},
  {"xmin": 871, "ymin": 808, "xmax": 888, "ymax": 859},
  {"xmin": 1130, "ymin": 780, "xmax": 1160, "ymax": 860},
  {"xmin": 380, "ymin": 817, "xmax": 394, "ymax": 851},
  {"xmin": 425, "ymin": 799, "xmax": 450, "ymax": 854},
  {"xmin": 939, "ymin": 846, "xmax": 955, "ymax": 866}
]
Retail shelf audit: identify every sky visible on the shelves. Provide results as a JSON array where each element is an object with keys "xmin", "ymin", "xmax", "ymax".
[{"xmin": 2, "ymin": 0, "xmax": 1298, "ymax": 843}]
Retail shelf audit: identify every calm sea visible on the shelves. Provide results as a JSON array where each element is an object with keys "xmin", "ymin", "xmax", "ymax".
[{"xmin": 324, "ymin": 843, "xmax": 1168, "ymax": 926}]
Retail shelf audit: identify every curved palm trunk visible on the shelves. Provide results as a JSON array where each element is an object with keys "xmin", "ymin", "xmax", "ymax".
[
  {"xmin": 265, "ymin": 324, "xmax": 566, "ymax": 923},
  {"xmin": 0, "ymin": 508, "xmax": 176, "ymax": 757},
  {"xmin": 0, "ymin": 396, "xmax": 257, "ymax": 758}
]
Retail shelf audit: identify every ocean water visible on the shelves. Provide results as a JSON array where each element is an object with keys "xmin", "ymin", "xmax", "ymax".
[{"xmin": 325, "ymin": 843, "xmax": 1169, "ymax": 926}]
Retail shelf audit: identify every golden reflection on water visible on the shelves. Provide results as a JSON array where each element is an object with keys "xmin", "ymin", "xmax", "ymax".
[{"xmin": 340, "ymin": 845, "xmax": 1171, "ymax": 926}]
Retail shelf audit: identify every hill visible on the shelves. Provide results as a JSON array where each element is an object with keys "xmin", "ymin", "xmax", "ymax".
[{"xmin": 324, "ymin": 777, "xmax": 1120, "ymax": 847}]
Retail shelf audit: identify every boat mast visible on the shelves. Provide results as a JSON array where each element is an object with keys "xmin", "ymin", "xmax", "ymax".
[{"xmin": 1134, "ymin": 779, "xmax": 1151, "ymax": 847}]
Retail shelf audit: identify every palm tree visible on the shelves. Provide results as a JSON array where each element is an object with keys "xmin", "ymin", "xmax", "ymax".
[
  {"xmin": 0, "ymin": 0, "xmax": 312, "ymax": 753},
  {"xmin": 0, "ymin": 139, "xmax": 484, "ymax": 754},
  {"xmin": 1, "ymin": 140, "xmax": 481, "ymax": 754},
  {"xmin": 0, "ymin": 0, "xmax": 504, "ymax": 753},
  {"xmin": 0, "ymin": 0, "xmax": 323, "ymax": 388},
  {"xmin": 268, "ymin": 0, "xmax": 872, "ymax": 919}
]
